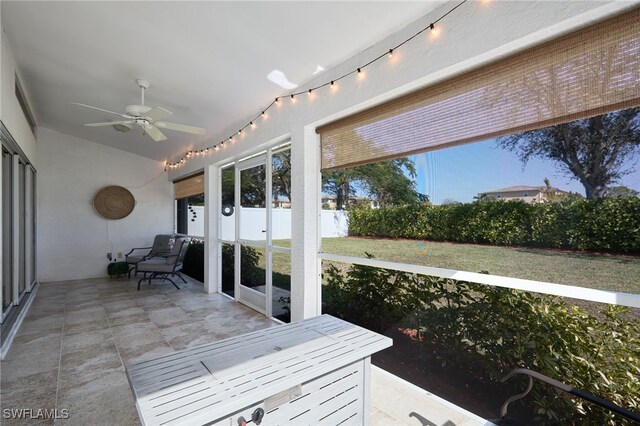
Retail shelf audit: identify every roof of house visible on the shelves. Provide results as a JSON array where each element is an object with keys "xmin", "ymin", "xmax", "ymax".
[{"xmin": 483, "ymin": 185, "xmax": 567, "ymax": 194}]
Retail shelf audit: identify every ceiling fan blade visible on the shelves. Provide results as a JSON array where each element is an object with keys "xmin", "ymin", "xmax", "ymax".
[
  {"xmin": 142, "ymin": 123, "xmax": 167, "ymax": 142},
  {"xmin": 145, "ymin": 106, "xmax": 173, "ymax": 122},
  {"xmin": 85, "ymin": 120, "xmax": 134, "ymax": 127},
  {"xmin": 71, "ymin": 102, "xmax": 130, "ymax": 118},
  {"xmin": 155, "ymin": 121, "xmax": 205, "ymax": 135}
]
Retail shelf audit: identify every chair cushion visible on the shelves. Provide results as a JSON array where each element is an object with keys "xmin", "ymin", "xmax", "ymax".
[
  {"xmin": 125, "ymin": 255, "xmax": 146, "ymax": 264},
  {"xmin": 136, "ymin": 257, "xmax": 176, "ymax": 273},
  {"xmin": 150, "ymin": 235, "xmax": 176, "ymax": 256}
]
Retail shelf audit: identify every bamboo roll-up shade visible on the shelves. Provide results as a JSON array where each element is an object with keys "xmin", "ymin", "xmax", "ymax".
[
  {"xmin": 318, "ymin": 9, "xmax": 640, "ymax": 171},
  {"xmin": 174, "ymin": 172, "xmax": 204, "ymax": 199}
]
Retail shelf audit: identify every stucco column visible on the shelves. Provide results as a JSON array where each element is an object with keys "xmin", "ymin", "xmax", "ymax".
[
  {"xmin": 204, "ymin": 163, "xmax": 218, "ymax": 294},
  {"xmin": 290, "ymin": 126, "xmax": 322, "ymax": 321}
]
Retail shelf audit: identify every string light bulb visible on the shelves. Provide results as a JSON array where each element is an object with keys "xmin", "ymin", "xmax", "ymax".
[
  {"xmin": 388, "ymin": 49, "xmax": 394, "ymax": 57},
  {"xmin": 429, "ymin": 23, "xmax": 441, "ymax": 40}
]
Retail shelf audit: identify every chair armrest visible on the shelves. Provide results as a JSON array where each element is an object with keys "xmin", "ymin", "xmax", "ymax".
[{"xmin": 126, "ymin": 247, "xmax": 152, "ymax": 255}]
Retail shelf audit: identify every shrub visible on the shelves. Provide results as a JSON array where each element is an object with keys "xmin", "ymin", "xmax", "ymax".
[
  {"xmin": 322, "ymin": 260, "xmax": 640, "ymax": 424},
  {"xmin": 348, "ymin": 197, "xmax": 640, "ymax": 253},
  {"xmin": 182, "ymin": 239, "xmax": 204, "ymax": 282},
  {"xmin": 221, "ymin": 244, "xmax": 261, "ymax": 289}
]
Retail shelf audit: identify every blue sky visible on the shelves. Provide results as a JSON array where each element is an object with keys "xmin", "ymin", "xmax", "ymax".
[{"xmin": 409, "ymin": 139, "xmax": 640, "ymax": 205}]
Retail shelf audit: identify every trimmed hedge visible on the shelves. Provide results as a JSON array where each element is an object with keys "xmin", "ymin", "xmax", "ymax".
[{"xmin": 348, "ymin": 198, "xmax": 640, "ymax": 253}]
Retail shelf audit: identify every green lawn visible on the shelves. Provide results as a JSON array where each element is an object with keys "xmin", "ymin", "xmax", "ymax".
[{"xmin": 273, "ymin": 237, "xmax": 640, "ymax": 295}]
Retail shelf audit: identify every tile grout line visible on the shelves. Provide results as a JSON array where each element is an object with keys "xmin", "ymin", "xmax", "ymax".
[
  {"xmin": 143, "ymin": 293, "xmax": 178, "ymax": 352},
  {"xmin": 53, "ymin": 286, "xmax": 67, "ymax": 419},
  {"xmin": 106, "ymin": 280, "xmax": 134, "ymax": 368}
]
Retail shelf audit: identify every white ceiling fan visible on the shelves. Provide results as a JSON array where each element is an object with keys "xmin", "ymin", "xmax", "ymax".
[{"xmin": 72, "ymin": 79, "xmax": 205, "ymax": 142}]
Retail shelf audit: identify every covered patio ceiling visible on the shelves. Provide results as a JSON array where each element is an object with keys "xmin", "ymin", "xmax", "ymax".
[{"xmin": 1, "ymin": 1, "xmax": 445, "ymax": 162}]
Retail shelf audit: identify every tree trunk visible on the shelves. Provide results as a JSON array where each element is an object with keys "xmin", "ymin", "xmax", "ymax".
[
  {"xmin": 583, "ymin": 181, "xmax": 607, "ymax": 199},
  {"xmin": 343, "ymin": 180, "xmax": 350, "ymax": 209}
]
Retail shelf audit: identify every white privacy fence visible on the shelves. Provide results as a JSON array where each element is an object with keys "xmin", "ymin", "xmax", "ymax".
[{"xmin": 188, "ymin": 206, "xmax": 349, "ymax": 240}]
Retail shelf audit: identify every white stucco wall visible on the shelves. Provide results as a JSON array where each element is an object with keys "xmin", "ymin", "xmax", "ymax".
[
  {"xmin": 168, "ymin": 1, "xmax": 638, "ymax": 320},
  {"xmin": 37, "ymin": 127, "xmax": 173, "ymax": 282},
  {"xmin": 1, "ymin": 24, "xmax": 37, "ymax": 165}
]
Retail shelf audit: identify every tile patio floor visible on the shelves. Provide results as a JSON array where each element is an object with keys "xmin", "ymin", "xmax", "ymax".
[{"xmin": 1, "ymin": 276, "xmax": 489, "ymax": 426}]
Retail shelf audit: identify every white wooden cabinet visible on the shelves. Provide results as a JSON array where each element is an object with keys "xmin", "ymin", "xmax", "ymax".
[{"xmin": 126, "ymin": 315, "xmax": 392, "ymax": 426}]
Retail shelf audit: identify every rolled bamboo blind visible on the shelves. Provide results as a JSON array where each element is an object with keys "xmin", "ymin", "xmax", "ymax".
[
  {"xmin": 318, "ymin": 8, "xmax": 640, "ymax": 171},
  {"xmin": 174, "ymin": 172, "xmax": 204, "ymax": 199}
]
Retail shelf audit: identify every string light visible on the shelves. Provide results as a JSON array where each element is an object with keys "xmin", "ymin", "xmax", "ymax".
[
  {"xmin": 429, "ymin": 23, "xmax": 441, "ymax": 40},
  {"xmin": 165, "ymin": 0, "xmax": 470, "ymax": 169}
]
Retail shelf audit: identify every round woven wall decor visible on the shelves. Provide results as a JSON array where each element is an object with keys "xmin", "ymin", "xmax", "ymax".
[{"xmin": 92, "ymin": 186, "xmax": 135, "ymax": 220}]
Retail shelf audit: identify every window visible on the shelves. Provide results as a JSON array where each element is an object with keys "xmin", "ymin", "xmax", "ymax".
[
  {"xmin": 316, "ymin": 9, "xmax": 640, "ymax": 422},
  {"xmin": 174, "ymin": 172, "xmax": 204, "ymax": 236},
  {"xmin": 319, "ymin": 109, "xmax": 640, "ymax": 422}
]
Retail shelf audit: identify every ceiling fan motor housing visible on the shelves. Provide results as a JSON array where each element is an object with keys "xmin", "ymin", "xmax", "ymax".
[{"xmin": 126, "ymin": 104, "xmax": 152, "ymax": 117}]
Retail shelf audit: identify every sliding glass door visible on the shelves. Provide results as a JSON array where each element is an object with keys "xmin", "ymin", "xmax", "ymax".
[
  {"xmin": 237, "ymin": 156, "xmax": 268, "ymax": 313},
  {"xmin": 1, "ymin": 137, "xmax": 37, "ymax": 322},
  {"xmin": 2, "ymin": 147, "xmax": 13, "ymax": 313},
  {"xmin": 218, "ymin": 143, "xmax": 292, "ymax": 321}
]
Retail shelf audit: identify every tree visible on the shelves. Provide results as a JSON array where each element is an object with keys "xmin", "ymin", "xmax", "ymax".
[
  {"xmin": 272, "ymin": 149, "xmax": 291, "ymax": 204},
  {"xmin": 322, "ymin": 168, "xmax": 355, "ymax": 210},
  {"xmin": 220, "ymin": 148, "xmax": 292, "ymax": 209},
  {"xmin": 322, "ymin": 158, "xmax": 419, "ymax": 209},
  {"xmin": 605, "ymin": 185, "xmax": 639, "ymax": 198},
  {"xmin": 354, "ymin": 158, "xmax": 418, "ymax": 208},
  {"xmin": 497, "ymin": 108, "xmax": 640, "ymax": 199},
  {"xmin": 441, "ymin": 198, "xmax": 461, "ymax": 205}
]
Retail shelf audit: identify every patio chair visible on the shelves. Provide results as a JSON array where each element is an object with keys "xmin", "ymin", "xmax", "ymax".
[
  {"xmin": 125, "ymin": 234, "xmax": 176, "ymax": 278},
  {"xmin": 136, "ymin": 237, "xmax": 191, "ymax": 290}
]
